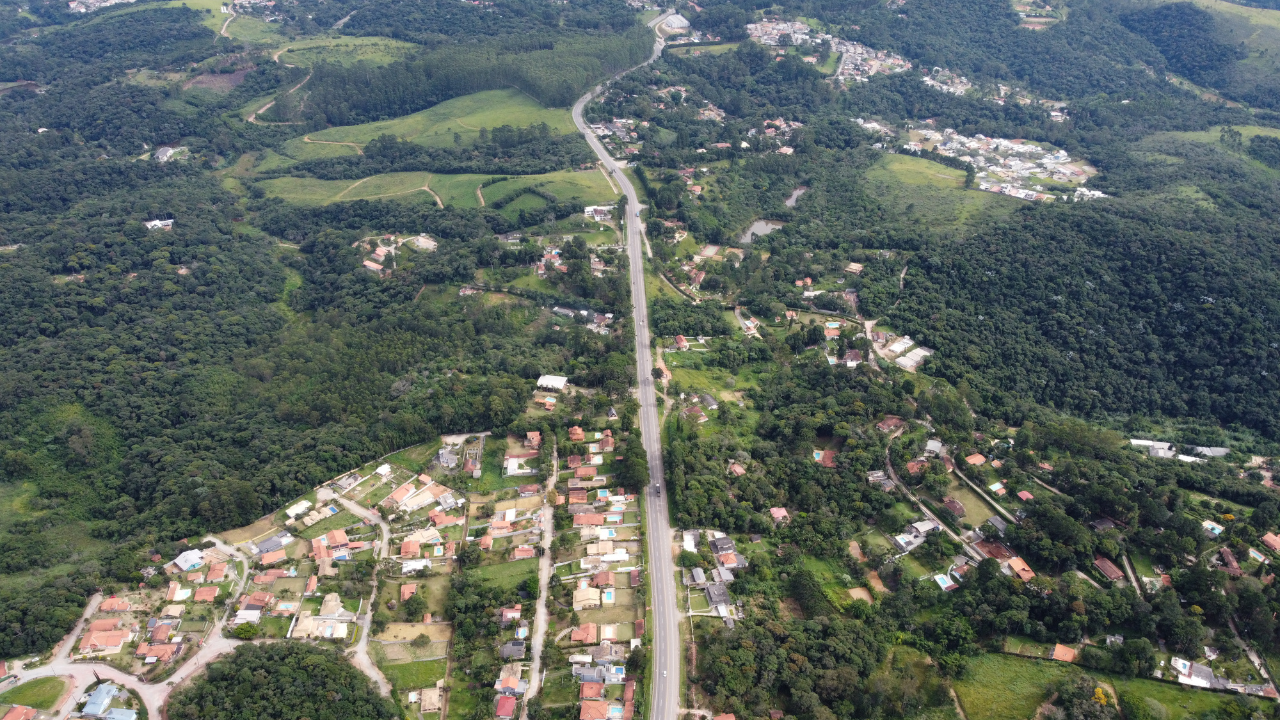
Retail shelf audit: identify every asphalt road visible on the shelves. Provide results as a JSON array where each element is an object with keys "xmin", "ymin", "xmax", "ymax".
[{"xmin": 572, "ymin": 13, "xmax": 679, "ymax": 720}]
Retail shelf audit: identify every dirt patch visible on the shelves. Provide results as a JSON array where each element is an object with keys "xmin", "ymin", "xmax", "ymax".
[
  {"xmin": 779, "ymin": 597, "xmax": 805, "ymax": 621},
  {"xmin": 219, "ymin": 515, "xmax": 280, "ymax": 544},
  {"xmin": 848, "ymin": 587, "xmax": 874, "ymax": 604},
  {"xmin": 185, "ymin": 69, "xmax": 249, "ymax": 92},
  {"xmin": 866, "ymin": 571, "xmax": 888, "ymax": 593},
  {"xmin": 848, "ymin": 541, "xmax": 866, "ymax": 561},
  {"xmin": 376, "ymin": 623, "xmax": 454, "ymax": 642}
]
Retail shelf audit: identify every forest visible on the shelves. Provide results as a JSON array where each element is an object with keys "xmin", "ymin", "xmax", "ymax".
[
  {"xmin": 167, "ymin": 643, "xmax": 399, "ymax": 720},
  {"xmin": 266, "ymin": 129, "xmax": 595, "ymax": 179}
]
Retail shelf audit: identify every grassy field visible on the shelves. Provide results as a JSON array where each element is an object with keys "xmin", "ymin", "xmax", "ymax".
[
  {"xmin": 305, "ymin": 89, "xmax": 576, "ymax": 149},
  {"xmin": 270, "ymin": 36, "xmax": 420, "ymax": 67},
  {"xmin": 295, "ymin": 509, "xmax": 360, "ymax": 540},
  {"xmin": 0, "ymin": 677, "xmax": 67, "ymax": 710},
  {"xmin": 956, "ymin": 653, "xmax": 1229, "ymax": 720},
  {"xmin": 260, "ymin": 168, "xmax": 615, "ymax": 209},
  {"xmin": 863, "ymin": 154, "xmax": 1018, "ymax": 229},
  {"xmin": 379, "ymin": 658, "xmax": 447, "ymax": 691},
  {"xmin": 944, "ymin": 477, "xmax": 998, "ymax": 528},
  {"xmin": 469, "ymin": 558, "xmax": 538, "ymax": 589},
  {"xmin": 666, "ymin": 43, "xmax": 741, "ymax": 57}
]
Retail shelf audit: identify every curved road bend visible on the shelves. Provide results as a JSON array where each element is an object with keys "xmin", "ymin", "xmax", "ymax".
[{"xmin": 572, "ymin": 11, "xmax": 679, "ymax": 720}]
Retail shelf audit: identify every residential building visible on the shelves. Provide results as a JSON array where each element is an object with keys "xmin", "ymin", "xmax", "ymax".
[
  {"xmin": 496, "ymin": 695, "xmax": 517, "ymax": 719},
  {"xmin": 1007, "ymin": 557, "xmax": 1036, "ymax": 581},
  {"xmin": 1093, "ymin": 556, "xmax": 1124, "ymax": 582},
  {"xmin": 500, "ymin": 640, "xmax": 526, "ymax": 660}
]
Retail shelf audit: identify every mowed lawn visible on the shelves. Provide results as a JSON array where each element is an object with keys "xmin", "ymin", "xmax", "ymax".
[
  {"xmin": 0, "ymin": 677, "xmax": 67, "ymax": 710},
  {"xmin": 955, "ymin": 653, "xmax": 1229, "ymax": 720},
  {"xmin": 379, "ymin": 658, "xmax": 447, "ymax": 691},
  {"xmin": 469, "ymin": 558, "xmax": 538, "ymax": 589},
  {"xmin": 260, "ymin": 169, "xmax": 616, "ymax": 209},
  {"xmin": 305, "ymin": 89, "xmax": 577, "ymax": 149}
]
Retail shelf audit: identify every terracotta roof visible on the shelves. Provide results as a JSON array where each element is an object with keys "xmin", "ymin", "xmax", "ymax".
[
  {"xmin": 1007, "ymin": 557, "xmax": 1035, "ymax": 581},
  {"xmin": 1263, "ymin": 532, "xmax": 1280, "ymax": 552},
  {"xmin": 965, "ymin": 453, "xmax": 986, "ymax": 466},
  {"xmin": 570, "ymin": 623, "xmax": 598, "ymax": 643},
  {"xmin": 1051, "ymin": 644, "xmax": 1076, "ymax": 662},
  {"xmin": 88, "ymin": 618, "xmax": 121, "ymax": 632},
  {"xmin": 1093, "ymin": 556, "xmax": 1124, "ymax": 582},
  {"xmin": 100, "ymin": 597, "xmax": 131, "ymax": 612},
  {"xmin": 194, "ymin": 586, "xmax": 219, "ymax": 602},
  {"xmin": 2, "ymin": 706, "xmax": 37, "ymax": 720},
  {"xmin": 401, "ymin": 584, "xmax": 417, "ymax": 602},
  {"xmin": 580, "ymin": 701, "xmax": 611, "ymax": 720},
  {"xmin": 580, "ymin": 682, "xmax": 605, "ymax": 699},
  {"xmin": 496, "ymin": 696, "xmax": 517, "ymax": 719}
]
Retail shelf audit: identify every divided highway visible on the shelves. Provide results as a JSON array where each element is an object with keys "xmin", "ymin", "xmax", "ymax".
[{"xmin": 572, "ymin": 13, "xmax": 679, "ymax": 720}]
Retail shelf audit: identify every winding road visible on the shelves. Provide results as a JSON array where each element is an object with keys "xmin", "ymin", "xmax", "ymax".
[
  {"xmin": 12, "ymin": 537, "xmax": 252, "ymax": 719},
  {"xmin": 571, "ymin": 11, "xmax": 679, "ymax": 720}
]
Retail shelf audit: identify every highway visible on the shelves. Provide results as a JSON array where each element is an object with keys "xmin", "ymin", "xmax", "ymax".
[{"xmin": 572, "ymin": 12, "xmax": 679, "ymax": 720}]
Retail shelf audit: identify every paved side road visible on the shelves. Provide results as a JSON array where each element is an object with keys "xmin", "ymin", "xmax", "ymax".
[{"xmin": 572, "ymin": 12, "xmax": 679, "ymax": 720}]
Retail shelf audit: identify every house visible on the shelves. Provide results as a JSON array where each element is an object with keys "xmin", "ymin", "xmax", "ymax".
[
  {"xmin": 675, "ymin": 335, "xmax": 690, "ymax": 351},
  {"xmin": 494, "ymin": 664, "xmax": 528, "ymax": 696},
  {"xmin": 633, "ymin": 618, "xmax": 644, "ymax": 637},
  {"xmin": 194, "ymin": 586, "xmax": 219, "ymax": 603},
  {"xmin": 136, "ymin": 642, "xmax": 181, "ymax": 663},
  {"xmin": 384, "ymin": 482, "xmax": 417, "ymax": 507},
  {"xmin": 401, "ymin": 584, "xmax": 418, "ymax": 602},
  {"xmin": 438, "ymin": 446, "xmax": 460, "ymax": 468},
  {"xmin": 1094, "ymin": 556, "xmax": 1124, "ymax": 582},
  {"xmin": 580, "ymin": 682, "xmax": 605, "ymax": 700},
  {"xmin": 705, "ymin": 582, "xmax": 730, "ymax": 606},
  {"xmin": 83, "ymin": 683, "xmax": 123, "ymax": 716},
  {"xmin": 709, "ymin": 536, "xmax": 736, "ymax": 554},
  {"xmin": 580, "ymin": 701, "xmax": 611, "ymax": 720},
  {"xmin": 89, "ymin": 618, "xmax": 121, "ymax": 632},
  {"xmin": 985, "ymin": 516, "xmax": 1009, "ymax": 536},
  {"xmin": 526, "ymin": 431, "xmax": 542, "ymax": 449},
  {"xmin": 1090, "ymin": 519, "xmax": 1116, "ymax": 533},
  {"xmin": 965, "ymin": 453, "xmax": 986, "ymax": 466},
  {"xmin": 682, "ymin": 406, "xmax": 709, "ymax": 423},
  {"xmin": 513, "ymin": 545, "xmax": 537, "ymax": 560},
  {"xmin": 943, "ymin": 498, "xmax": 966, "ymax": 517},
  {"xmin": 240, "ymin": 591, "xmax": 275, "ymax": 611},
  {"xmin": 591, "ymin": 571, "xmax": 616, "ymax": 588},
  {"xmin": 172, "ymin": 549, "xmax": 205, "ymax": 572},
  {"xmin": 770, "ymin": 507, "xmax": 790, "ymax": 524},
  {"xmin": 80, "ymin": 629, "xmax": 129, "ymax": 655},
  {"xmin": 401, "ymin": 541, "xmax": 421, "ymax": 559},
  {"xmin": 569, "ymin": 490, "xmax": 590, "ymax": 504},
  {"xmin": 1262, "ymin": 533, "xmax": 1280, "ymax": 552},
  {"xmin": 1051, "ymin": 644, "xmax": 1077, "ymax": 663},
  {"xmin": 867, "ymin": 470, "xmax": 894, "ymax": 492},
  {"xmin": 575, "ymin": 513, "xmax": 606, "ymax": 527},
  {"xmin": 1017, "ymin": 491, "xmax": 1034, "ymax": 501},
  {"xmin": 576, "ymin": 467, "xmax": 598, "ymax": 478},
  {"xmin": 567, "ymin": 455, "xmax": 584, "ymax": 468},
  {"xmin": 574, "ymin": 586, "xmax": 602, "ymax": 609},
  {"xmin": 500, "ymin": 640, "xmax": 526, "ymax": 660},
  {"xmin": 325, "ymin": 529, "xmax": 350, "ymax": 550},
  {"xmin": 729, "ymin": 462, "xmax": 747, "ymax": 477},
  {"xmin": 1221, "ymin": 548, "xmax": 1243, "ymax": 577},
  {"xmin": 569, "ymin": 426, "xmax": 586, "ymax": 442},
  {"xmin": 718, "ymin": 552, "xmax": 747, "ymax": 569},
  {"xmin": 100, "ymin": 597, "xmax": 131, "ymax": 612},
  {"xmin": 905, "ymin": 459, "xmax": 927, "ymax": 475},
  {"xmin": 1007, "ymin": 557, "xmax": 1036, "ymax": 582},
  {"xmin": 519, "ymin": 484, "xmax": 541, "ymax": 497},
  {"xmin": 260, "ymin": 549, "xmax": 287, "ymax": 566},
  {"xmin": 2, "ymin": 707, "xmax": 37, "ymax": 720},
  {"xmin": 876, "ymin": 416, "xmax": 905, "ymax": 432},
  {"xmin": 501, "ymin": 605, "xmax": 523, "ymax": 625},
  {"xmin": 421, "ymin": 681, "xmax": 445, "ymax": 713},
  {"xmin": 495, "ymin": 695, "xmax": 517, "ymax": 720},
  {"xmin": 144, "ymin": 219, "xmax": 174, "ymax": 231},
  {"xmin": 571, "ymin": 623, "xmax": 598, "ymax": 643}
]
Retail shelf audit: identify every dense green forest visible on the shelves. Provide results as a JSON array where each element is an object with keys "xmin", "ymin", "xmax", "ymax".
[{"xmin": 168, "ymin": 643, "xmax": 399, "ymax": 720}]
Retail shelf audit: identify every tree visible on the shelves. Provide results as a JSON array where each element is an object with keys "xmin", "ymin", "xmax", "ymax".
[{"xmin": 232, "ymin": 622, "xmax": 260, "ymax": 640}]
